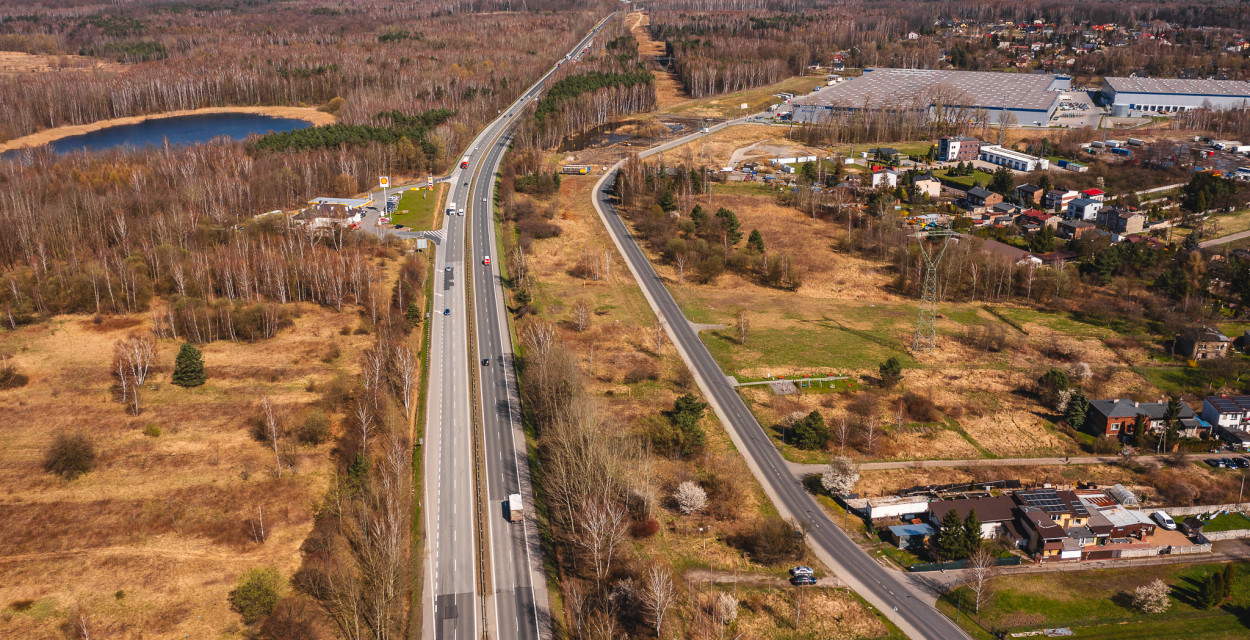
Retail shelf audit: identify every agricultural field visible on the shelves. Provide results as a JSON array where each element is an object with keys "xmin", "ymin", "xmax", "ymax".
[{"xmin": 938, "ymin": 561, "xmax": 1250, "ymax": 639}]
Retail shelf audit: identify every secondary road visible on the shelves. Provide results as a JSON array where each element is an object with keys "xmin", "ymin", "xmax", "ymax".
[
  {"xmin": 421, "ymin": 13, "xmax": 614, "ymax": 640},
  {"xmin": 591, "ymin": 144, "xmax": 971, "ymax": 639}
]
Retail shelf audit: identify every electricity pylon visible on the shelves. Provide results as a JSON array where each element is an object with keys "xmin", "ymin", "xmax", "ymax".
[{"xmin": 912, "ymin": 230, "xmax": 956, "ymax": 352}]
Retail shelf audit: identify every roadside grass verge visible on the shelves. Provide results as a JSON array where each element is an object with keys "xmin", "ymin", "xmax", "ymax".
[{"xmin": 392, "ymin": 183, "xmax": 445, "ymax": 231}]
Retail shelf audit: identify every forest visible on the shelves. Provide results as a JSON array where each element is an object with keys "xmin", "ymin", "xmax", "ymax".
[{"xmin": 647, "ymin": 0, "xmax": 1250, "ymax": 99}]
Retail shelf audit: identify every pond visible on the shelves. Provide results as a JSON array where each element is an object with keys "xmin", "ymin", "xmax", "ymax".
[{"xmin": 4, "ymin": 112, "xmax": 313, "ymax": 158}]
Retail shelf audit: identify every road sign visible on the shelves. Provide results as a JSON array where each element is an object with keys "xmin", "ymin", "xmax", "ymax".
[
  {"xmin": 379, "ymin": 176, "xmax": 390, "ymax": 188},
  {"xmin": 427, "ymin": 175, "xmax": 433, "ymax": 188}
]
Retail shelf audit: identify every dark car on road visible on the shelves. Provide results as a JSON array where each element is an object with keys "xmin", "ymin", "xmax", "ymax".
[
  {"xmin": 443, "ymin": 308, "xmax": 450, "ymax": 316},
  {"xmin": 790, "ymin": 575, "xmax": 817, "ymax": 586},
  {"xmin": 482, "ymin": 358, "xmax": 490, "ymax": 366}
]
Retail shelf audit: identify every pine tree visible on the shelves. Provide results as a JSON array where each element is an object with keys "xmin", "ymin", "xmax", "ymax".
[
  {"xmin": 935, "ymin": 509, "xmax": 968, "ymax": 560},
  {"xmin": 962, "ymin": 509, "xmax": 983, "ymax": 557},
  {"xmin": 1064, "ymin": 389, "xmax": 1089, "ymax": 430},
  {"xmin": 747, "ymin": 229, "xmax": 765, "ymax": 253},
  {"xmin": 1198, "ymin": 573, "xmax": 1222, "ymax": 609},
  {"xmin": 172, "ymin": 343, "xmax": 206, "ymax": 387},
  {"xmin": 1222, "ymin": 564, "xmax": 1235, "ymax": 599}
]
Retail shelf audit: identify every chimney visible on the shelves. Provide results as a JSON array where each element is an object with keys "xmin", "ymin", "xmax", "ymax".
[{"xmin": 1133, "ymin": 401, "xmax": 1139, "ymax": 407}]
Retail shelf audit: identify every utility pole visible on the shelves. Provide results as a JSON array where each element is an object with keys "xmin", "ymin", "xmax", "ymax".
[{"xmin": 912, "ymin": 229, "xmax": 955, "ymax": 352}]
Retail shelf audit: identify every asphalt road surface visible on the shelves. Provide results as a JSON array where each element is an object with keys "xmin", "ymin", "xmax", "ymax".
[
  {"xmin": 422, "ymin": 14, "xmax": 614, "ymax": 640},
  {"xmin": 590, "ymin": 162, "xmax": 972, "ymax": 640}
]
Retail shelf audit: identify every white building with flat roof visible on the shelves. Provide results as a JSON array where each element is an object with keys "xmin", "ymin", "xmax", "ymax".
[
  {"xmin": 979, "ymin": 145, "xmax": 1049, "ymax": 172},
  {"xmin": 1102, "ymin": 77, "xmax": 1250, "ymax": 117}
]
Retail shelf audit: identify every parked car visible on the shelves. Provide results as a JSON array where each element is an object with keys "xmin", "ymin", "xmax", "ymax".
[
  {"xmin": 1152, "ymin": 510, "xmax": 1177, "ymax": 530},
  {"xmin": 1232, "ymin": 458, "xmax": 1250, "ymax": 469},
  {"xmin": 790, "ymin": 566, "xmax": 815, "ymax": 577},
  {"xmin": 1221, "ymin": 458, "xmax": 1238, "ymax": 468},
  {"xmin": 790, "ymin": 576, "xmax": 817, "ymax": 586},
  {"xmin": 1206, "ymin": 458, "xmax": 1224, "ymax": 468}
]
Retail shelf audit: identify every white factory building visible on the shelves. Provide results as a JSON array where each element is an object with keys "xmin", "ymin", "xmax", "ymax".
[
  {"xmin": 979, "ymin": 145, "xmax": 1049, "ymax": 172},
  {"xmin": 1102, "ymin": 77, "xmax": 1250, "ymax": 117}
]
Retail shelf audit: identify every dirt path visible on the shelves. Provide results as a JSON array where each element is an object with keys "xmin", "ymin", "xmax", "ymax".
[
  {"xmin": 628, "ymin": 11, "xmax": 687, "ymax": 110},
  {"xmin": 0, "ymin": 105, "xmax": 337, "ymax": 152},
  {"xmin": 685, "ymin": 569, "xmax": 845, "ymax": 588}
]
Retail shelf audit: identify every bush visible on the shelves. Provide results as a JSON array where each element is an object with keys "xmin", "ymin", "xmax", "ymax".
[
  {"xmin": 630, "ymin": 518, "xmax": 659, "ymax": 539},
  {"xmin": 792, "ymin": 410, "xmax": 830, "ymax": 450},
  {"xmin": 878, "ymin": 356, "xmax": 903, "ymax": 388},
  {"xmin": 903, "ymin": 392, "xmax": 941, "ymax": 422},
  {"xmin": 259, "ymin": 596, "xmax": 325, "ymax": 640},
  {"xmin": 1132, "ymin": 579, "xmax": 1171, "ymax": 614},
  {"xmin": 230, "ymin": 567, "xmax": 284, "ymax": 625},
  {"xmin": 298, "ymin": 409, "xmax": 331, "ymax": 445},
  {"xmin": 0, "ymin": 356, "xmax": 28, "ymax": 389},
  {"xmin": 735, "ymin": 516, "xmax": 803, "ymax": 565},
  {"xmin": 172, "ymin": 343, "xmax": 206, "ymax": 387},
  {"xmin": 43, "ymin": 432, "xmax": 96, "ymax": 480},
  {"xmin": 673, "ymin": 481, "xmax": 708, "ymax": 515},
  {"xmin": 143, "ymin": 423, "xmax": 161, "ymax": 437},
  {"xmin": 623, "ymin": 361, "xmax": 660, "ymax": 384}
]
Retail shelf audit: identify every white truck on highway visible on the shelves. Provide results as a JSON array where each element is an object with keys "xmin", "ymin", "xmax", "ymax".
[
  {"xmin": 508, "ymin": 493, "xmax": 524, "ymax": 523},
  {"xmin": 447, "ymin": 201, "xmax": 456, "ymax": 215}
]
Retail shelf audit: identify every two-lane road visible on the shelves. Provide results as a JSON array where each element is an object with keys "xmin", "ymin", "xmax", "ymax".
[{"xmin": 589, "ymin": 161, "xmax": 972, "ymax": 639}]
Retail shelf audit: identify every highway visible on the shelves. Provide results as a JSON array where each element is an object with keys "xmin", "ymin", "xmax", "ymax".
[
  {"xmin": 421, "ymin": 13, "xmax": 614, "ymax": 640},
  {"xmin": 589, "ymin": 152, "xmax": 973, "ymax": 639}
]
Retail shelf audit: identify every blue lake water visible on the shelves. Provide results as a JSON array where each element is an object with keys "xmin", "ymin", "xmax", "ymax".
[{"xmin": 4, "ymin": 112, "xmax": 312, "ymax": 158}]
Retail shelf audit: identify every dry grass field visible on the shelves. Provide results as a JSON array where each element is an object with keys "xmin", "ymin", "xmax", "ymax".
[
  {"xmin": 614, "ymin": 125, "xmax": 1193, "ymax": 462},
  {"xmin": 628, "ymin": 12, "xmax": 686, "ymax": 110},
  {"xmin": 0, "ymin": 51, "xmax": 120, "ymax": 76},
  {"xmin": 515, "ymin": 172, "xmax": 895, "ymax": 633},
  {"xmin": 0, "ymin": 303, "xmax": 373, "ymax": 638}
]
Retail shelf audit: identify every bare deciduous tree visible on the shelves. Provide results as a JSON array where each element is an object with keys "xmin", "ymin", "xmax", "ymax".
[
  {"xmin": 574, "ymin": 299, "xmax": 590, "ymax": 333},
  {"xmin": 391, "ymin": 342, "xmax": 416, "ymax": 419},
  {"xmin": 736, "ymin": 309, "xmax": 749, "ymax": 345},
  {"xmin": 261, "ymin": 395, "xmax": 283, "ymax": 477},
  {"xmin": 965, "ymin": 547, "xmax": 996, "ymax": 614},
  {"xmin": 575, "ymin": 494, "xmax": 629, "ymax": 586},
  {"xmin": 640, "ymin": 564, "xmax": 677, "ymax": 637},
  {"xmin": 833, "ymin": 414, "xmax": 851, "ymax": 455},
  {"xmin": 712, "ymin": 591, "xmax": 738, "ymax": 639}
]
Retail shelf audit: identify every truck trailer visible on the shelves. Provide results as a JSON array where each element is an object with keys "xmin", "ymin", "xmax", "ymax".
[{"xmin": 508, "ymin": 494, "xmax": 524, "ymax": 523}]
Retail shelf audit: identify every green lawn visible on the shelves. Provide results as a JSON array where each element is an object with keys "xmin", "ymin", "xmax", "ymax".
[
  {"xmin": 939, "ymin": 561, "xmax": 1250, "ymax": 639},
  {"xmin": 390, "ymin": 185, "xmax": 444, "ymax": 231},
  {"xmin": 936, "ymin": 168, "xmax": 996, "ymax": 188},
  {"xmin": 1204, "ymin": 512, "xmax": 1250, "ymax": 533}
]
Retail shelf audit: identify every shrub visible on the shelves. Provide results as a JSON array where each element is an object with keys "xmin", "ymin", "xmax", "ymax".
[
  {"xmin": 1132, "ymin": 579, "xmax": 1171, "ymax": 614},
  {"xmin": 792, "ymin": 410, "xmax": 829, "ymax": 451},
  {"xmin": 673, "ymin": 481, "xmax": 708, "ymax": 515},
  {"xmin": 878, "ymin": 356, "xmax": 903, "ymax": 388},
  {"xmin": 143, "ymin": 423, "xmax": 161, "ymax": 437},
  {"xmin": 623, "ymin": 361, "xmax": 660, "ymax": 384},
  {"xmin": 0, "ymin": 355, "xmax": 28, "ymax": 389},
  {"xmin": 43, "ymin": 432, "xmax": 96, "ymax": 480},
  {"xmin": 820, "ymin": 456, "xmax": 859, "ymax": 495},
  {"xmin": 630, "ymin": 518, "xmax": 659, "ymax": 539},
  {"xmin": 172, "ymin": 343, "xmax": 206, "ymax": 387},
  {"xmin": 903, "ymin": 392, "xmax": 941, "ymax": 422},
  {"xmin": 229, "ymin": 567, "xmax": 284, "ymax": 625},
  {"xmin": 298, "ymin": 410, "xmax": 331, "ymax": 445},
  {"xmin": 259, "ymin": 596, "xmax": 325, "ymax": 640},
  {"xmin": 735, "ymin": 515, "xmax": 802, "ymax": 565}
]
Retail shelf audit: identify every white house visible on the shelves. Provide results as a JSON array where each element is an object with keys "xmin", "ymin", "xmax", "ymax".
[
  {"xmin": 979, "ymin": 145, "xmax": 1050, "ymax": 172},
  {"xmin": 1067, "ymin": 197, "xmax": 1103, "ymax": 220},
  {"xmin": 871, "ymin": 169, "xmax": 900, "ymax": 189}
]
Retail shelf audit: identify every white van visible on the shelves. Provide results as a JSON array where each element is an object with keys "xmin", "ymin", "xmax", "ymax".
[{"xmin": 1152, "ymin": 510, "xmax": 1176, "ymax": 530}]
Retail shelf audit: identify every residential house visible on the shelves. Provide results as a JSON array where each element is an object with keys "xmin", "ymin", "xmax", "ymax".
[
  {"xmin": 912, "ymin": 173, "xmax": 942, "ymax": 199},
  {"xmin": 928, "ymin": 495, "xmax": 1023, "ymax": 544},
  {"xmin": 1058, "ymin": 219, "xmax": 1095, "ymax": 239},
  {"xmin": 886, "ymin": 523, "xmax": 935, "ymax": 551},
  {"xmin": 1081, "ymin": 188, "xmax": 1107, "ymax": 202},
  {"xmin": 1017, "ymin": 506, "xmax": 1080, "ymax": 560},
  {"xmin": 871, "ymin": 169, "xmax": 900, "ymax": 189},
  {"xmin": 938, "ymin": 136, "xmax": 981, "ymax": 162},
  {"xmin": 1015, "ymin": 184, "xmax": 1045, "ymax": 204},
  {"xmin": 980, "ymin": 239, "xmax": 1042, "ymax": 266},
  {"xmin": 1044, "ymin": 189, "xmax": 1080, "ymax": 211},
  {"xmin": 1015, "ymin": 488, "xmax": 1091, "ymax": 529},
  {"xmin": 1176, "ymin": 326, "xmax": 1230, "ymax": 360},
  {"xmin": 1034, "ymin": 249, "xmax": 1078, "ymax": 266},
  {"xmin": 992, "ymin": 201, "xmax": 1022, "ymax": 216},
  {"xmin": 1016, "ymin": 209, "xmax": 1060, "ymax": 231},
  {"xmin": 1200, "ymin": 396, "xmax": 1250, "ymax": 448},
  {"xmin": 1095, "ymin": 207, "xmax": 1145, "ymax": 234},
  {"xmin": 965, "ymin": 186, "xmax": 1003, "ymax": 208},
  {"xmin": 1067, "ymin": 197, "xmax": 1103, "ymax": 220},
  {"xmin": 1087, "ymin": 398, "xmax": 1199, "ymax": 438}
]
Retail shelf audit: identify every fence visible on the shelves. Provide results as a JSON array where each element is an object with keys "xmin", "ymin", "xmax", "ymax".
[
  {"xmin": 908, "ymin": 556, "xmax": 1022, "ymax": 572},
  {"xmin": 1164, "ymin": 503, "xmax": 1249, "ymax": 517},
  {"xmin": 1202, "ymin": 529, "xmax": 1250, "ymax": 541}
]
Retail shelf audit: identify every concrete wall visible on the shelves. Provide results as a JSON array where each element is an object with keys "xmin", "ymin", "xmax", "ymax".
[
  {"xmin": 1203, "ymin": 529, "xmax": 1250, "ymax": 541},
  {"xmin": 1164, "ymin": 504, "xmax": 1248, "ymax": 517}
]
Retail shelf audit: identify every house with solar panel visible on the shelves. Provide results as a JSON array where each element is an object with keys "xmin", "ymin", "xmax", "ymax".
[{"xmin": 1200, "ymin": 395, "xmax": 1250, "ymax": 451}]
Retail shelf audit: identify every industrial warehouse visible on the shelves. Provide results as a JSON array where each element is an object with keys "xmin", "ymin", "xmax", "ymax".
[
  {"xmin": 1101, "ymin": 77, "xmax": 1250, "ymax": 117},
  {"xmin": 790, "ymin": 67, "xmax": 1072, "ymax": 125}
]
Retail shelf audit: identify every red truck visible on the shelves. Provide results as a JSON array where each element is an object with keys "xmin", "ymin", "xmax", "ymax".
[{"xmin": 460, "ymin": 159, "xmax": 469, "ymax": 169}]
